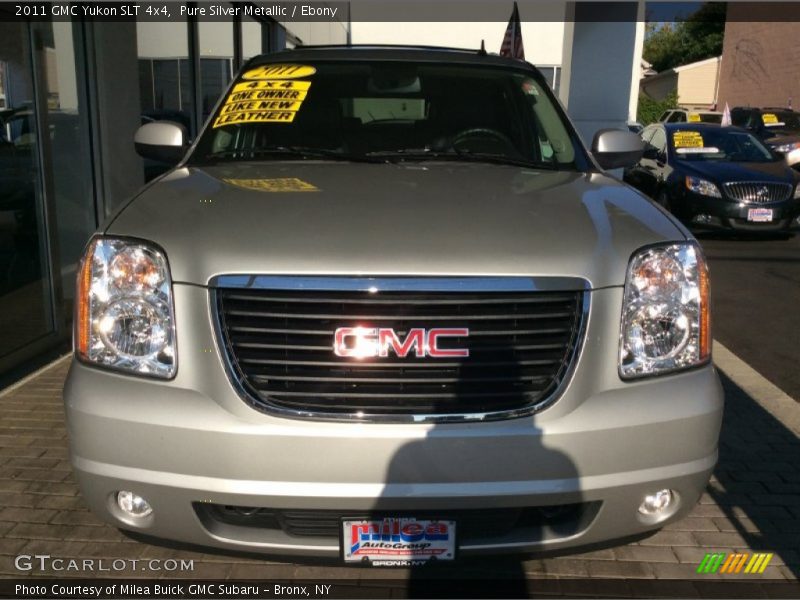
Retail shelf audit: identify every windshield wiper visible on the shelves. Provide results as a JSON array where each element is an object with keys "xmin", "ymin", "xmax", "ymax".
[
  {"xmin": 365, "ymin": 149, "xmax": 567, "ymax": 170},
  {"xmin": 200, "ymin": 146, "xmax": 382, "ymax": 164}
]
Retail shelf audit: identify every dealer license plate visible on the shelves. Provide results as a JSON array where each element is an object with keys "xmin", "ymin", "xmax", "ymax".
[
  {"xmin": 747, "ymin": 208, "xmax": 773, "ymax": 222},
  {"xmin": 342, "ymin": 518, "xmax": 456, "ymax": 565}
]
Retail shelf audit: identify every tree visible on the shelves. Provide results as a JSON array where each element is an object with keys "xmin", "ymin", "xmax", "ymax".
[
  {"xmin": 638, "ymin": 91, "xmax": 679, "ymax": 126},
  {"xmin": 643, "ymin": 2, "xmax": 727, "ymax": 72}
]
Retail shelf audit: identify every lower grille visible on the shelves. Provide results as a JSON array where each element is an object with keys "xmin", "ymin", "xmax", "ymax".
[
  {"xmin": 214, "ymin": 279, "xmax": 586, "ymax": 420},
  {"xmin": 723, "ymin": 181, "xmax": 792, "ymax": 203},
  {"xmin": 195, "ymin": 503, "xmax": 598, "ymax": 544}
]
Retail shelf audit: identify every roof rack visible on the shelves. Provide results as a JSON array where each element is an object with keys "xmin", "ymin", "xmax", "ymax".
[{"xmin": 290, "ymin": 43, "xmax": 491, "ymax": 55}]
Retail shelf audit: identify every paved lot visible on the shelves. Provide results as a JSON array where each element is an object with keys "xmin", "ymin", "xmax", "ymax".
[
  {"xmin": 699, "ymin": 231, "xmax": 800, "ymax": 400},
  {"xmin": 0, "ymin": 347, "xmax": 798, "ymax": 594}
]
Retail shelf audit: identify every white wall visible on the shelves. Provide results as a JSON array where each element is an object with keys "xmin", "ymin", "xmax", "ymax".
[
  {"xmin": 136, "ymin": 22, "xmax": 189, "ymax": 58},
  {"xmin": 350, "ymin": 21, "xmax": 565, "ymax": 66},
  {"xmin": 284, "ymin": 21, "xmax": 350, "ymax": 46}
]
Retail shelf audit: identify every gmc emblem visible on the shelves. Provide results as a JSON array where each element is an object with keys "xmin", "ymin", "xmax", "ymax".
[{"xmin": 333, "ymin": 327, "xmax": 469, "ymax": 358}]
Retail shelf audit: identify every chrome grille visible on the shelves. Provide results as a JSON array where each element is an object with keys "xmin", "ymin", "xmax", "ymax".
[
  {"xmin": 723, "ymin": 181, "xmax": 792, "ymax": 203},
  {"xmin": 213, "ymin": 278, "xmax": 585, "ymax": 421}
]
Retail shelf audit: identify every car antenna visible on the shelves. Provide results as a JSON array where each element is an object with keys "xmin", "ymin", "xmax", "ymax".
[{"xmin": 478, "ymin": 40, "xmax": 487, "ymax": 56}]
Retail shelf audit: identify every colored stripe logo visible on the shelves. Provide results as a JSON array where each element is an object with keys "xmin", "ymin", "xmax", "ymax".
[{"xmin": 697, "ymin": 552, "xmax": 773, "ymax": 574}]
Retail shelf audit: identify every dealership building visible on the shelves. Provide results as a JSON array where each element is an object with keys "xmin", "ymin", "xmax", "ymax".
[
  {"xmin": 0, "ymin": 1, "xmax": 647, "ymax": 380},
  {"xmin": 0, "ymin": 6, "xmax": 349, "ymax": 377}
]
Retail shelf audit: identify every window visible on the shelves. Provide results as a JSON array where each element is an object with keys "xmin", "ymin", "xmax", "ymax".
[
  {"xmin": 193, "ymin": 61, "xmax": 581, "ymax": 168},
  {"xmin": 242, "ymin": 18, "xmax": 264, "ymax": 61},
  {"xmin": 648, "ymin": 128, "xmax": 667, "ymax": 155},
  {"xmin": 137, "ymin": 20, "xmax": 191, "ymax": 126},
  {"xmin": 198, "ymin": 21, "xmax": 234, "ymax": 121},
  {"xmin": 731, "ymin": 109, "xmax": 748, "ymax": 127}
]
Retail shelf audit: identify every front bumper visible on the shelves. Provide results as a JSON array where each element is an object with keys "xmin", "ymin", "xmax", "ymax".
[
  {"xmin": 679, "ymin": 192, "xmax": 800, "ymax": 232},
  {"xmin": 64, "ymin": 285, "xmax": 724, "ymax": 558}
]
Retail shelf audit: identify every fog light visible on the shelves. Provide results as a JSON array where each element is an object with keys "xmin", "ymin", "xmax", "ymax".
[
  {"xmin": 116, "ymin": 491, "xmax": 152, "ymax": 518},
  {"xmin": 638, "ymin": 489, "xmax": 674, "ymax": 515},
  {"xmin": 692, "ymin": 214, "xmax": 712, "ymax": 225}
]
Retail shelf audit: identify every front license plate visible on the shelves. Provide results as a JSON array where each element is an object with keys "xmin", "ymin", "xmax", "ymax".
[
  {"xmin": 342, "ymin": 518, "xmax": 456, "ymax": 566},
  {"xmin": 748, "ymin": 208, "xmax": 773, "ymax": 222}
]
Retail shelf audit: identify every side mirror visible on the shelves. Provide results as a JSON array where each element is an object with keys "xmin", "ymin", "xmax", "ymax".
[
  {"xmin": 592, "ymin": 129, "xmax": 645, "ymax": 170},
  {"xmin": 134, "ymin": 121, "xmax": 186, "ymax": 164},
  {"xmin": 642, "ymin": 146, "xmax": 660, "ymax": 160}
]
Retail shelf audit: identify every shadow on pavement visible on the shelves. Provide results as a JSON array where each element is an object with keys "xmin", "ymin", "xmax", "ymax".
[{"xmin": 708, "ymin": 370, "xmax": 799, "ymax": 578}]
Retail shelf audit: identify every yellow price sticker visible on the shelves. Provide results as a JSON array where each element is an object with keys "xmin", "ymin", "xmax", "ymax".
[
  {"xmin": 762, "ymin": 113, "xmax": 779, "ymax": 124},
  {"xmin": 232, "ymin": 80, "xmax": 312, "ymax": 93},
  {"xmin": 241, "ymin": 64, "xmax": 316, "ymax": 80},
  {"xmin": 673, "ymin": 130, "xmax": 704, "ymax": 148},
  {"xmin": 222, "ymin": 178, "xmax": 319, "ymax": 193},
  {"xmin": 213, "ymin": 111, "xmax": 296, "ymax": 128}
]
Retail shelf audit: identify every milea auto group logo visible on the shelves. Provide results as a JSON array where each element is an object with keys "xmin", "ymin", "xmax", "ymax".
[{"xmin": 333, "ymin": 327, "xmax": 469, "ymax": 358}]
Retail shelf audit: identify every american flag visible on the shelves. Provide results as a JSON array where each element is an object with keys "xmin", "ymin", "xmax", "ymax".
[{"xmin": 500, "ymin": 2, "xmax": 525, "ymax": 59}]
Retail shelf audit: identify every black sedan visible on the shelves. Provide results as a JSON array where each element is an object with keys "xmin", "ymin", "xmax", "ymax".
[{"xmin": 624, "ymin": 123, "xmax": 800, "ymax": 233}]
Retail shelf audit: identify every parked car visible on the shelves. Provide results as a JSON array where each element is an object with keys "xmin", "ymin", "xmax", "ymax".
[
  {"xmin": 627, "ymin": 121, "xmax": 644, "ymax": 133},
  {"xmin": 658, "ymin": 108, "xmax": 722, "ymax": 124},
  {"xmin": 731, "ymin": 107, "xmax": 800, "ymax": 170},
  {"xmin": 624, "ymin": 122, "xmax": 800, "ymax": 233},
  {"xmin": 65, "ymin": 46, "xmax": 723, "ymax": 565}
]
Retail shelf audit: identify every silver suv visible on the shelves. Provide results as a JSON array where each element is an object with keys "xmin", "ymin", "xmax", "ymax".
[{"xmin": 65, "ymin": 47, "xmax": 723, "ymax": 565}]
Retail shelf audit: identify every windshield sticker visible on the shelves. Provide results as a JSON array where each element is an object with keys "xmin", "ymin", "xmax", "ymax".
[
  {"xmin": 675, "ymin": 146, "xmax": 721, "ymax": 154},
  {"xmin": 232, "ymin": 80, "xmax": 311, "ymax": 93},
  {"xmin": 673, "ymin": 130, "xmax": 704, "ymax": 148},
  {"xmin": 214, "ymin": 111, "xmax": 296, "ymax": 126},
  {"xmin": 241, "ymin": 64, "xmax": 316, "ymax": 80},
  {"xmin": 214, "ymin": 78, "xmax": 312, "ymax": 128},
  {"xmin": 688, "ymin": 114, "xmax": 701, "ymax": 123},
  {"xmin": 762, "ymin": 113, "xmax": 785, "ymax": 127},
  {"xmin": 222, "ymin": 178, "xmax": 319, "ymax": 192},
  {"xmin": 220, "ymin": 100, "xmax": 304, "ymax": 115}
]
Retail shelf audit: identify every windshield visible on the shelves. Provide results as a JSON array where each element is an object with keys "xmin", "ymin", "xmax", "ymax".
[
  {"xmin": 190, "ymin": 60, "xmax": 581, "ymax": 169},
  {"xmin": 696, "ymin": 113, "xmax": 722, "ymax": 124},
  {"xmin": 761, "ymin": 110, "xmax": 800, "ymax": 135},
  {"xmin": 670, "ymin": 128, "xmax": 775, "ymax": 163}
]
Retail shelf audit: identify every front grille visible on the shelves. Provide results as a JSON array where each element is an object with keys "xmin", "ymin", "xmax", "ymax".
[
  {"xmin": 195, "ymin": 503, "xmax": 598, "ymax": 544},
  {"xmin": 214, "ymin": 282, "xmax": 585, "ymax": 419},
  {"xmin": 723, "ymin": 181, "xmax": 792, "ymax": 203}
]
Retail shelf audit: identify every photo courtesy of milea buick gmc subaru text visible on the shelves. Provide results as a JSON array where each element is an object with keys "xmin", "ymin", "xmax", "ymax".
[{"xmin": 64, "ymin": 46, "xmax": 723, "ymax": 566}]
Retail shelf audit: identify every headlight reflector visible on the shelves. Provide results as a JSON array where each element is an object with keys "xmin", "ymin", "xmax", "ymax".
[
  {"xmin": 620, "ymin": 243, "xmax": 710, "ymax": 379},
  {"xmin": 774, "ymin": 141, "xmax": 800, "ymax": 154},
  {"xmin": 76, "ymin": 238, "xmax": 176, "ymax": 378},
  {"xmin": 685, "ymin": 176, "xmax": 721, "ymax": 198}
]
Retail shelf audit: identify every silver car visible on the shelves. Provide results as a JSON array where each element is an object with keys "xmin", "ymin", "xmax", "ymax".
[{"xmin": 64, "ymin": 47, "xmax": 723, "ymax": 565}]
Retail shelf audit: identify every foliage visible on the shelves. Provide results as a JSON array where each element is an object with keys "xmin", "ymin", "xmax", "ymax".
[
  {"xmin": 644, "ymin": 3, "xmax": 727, "ymax": 73},
  {"xmin": 637, "ymin": 91, "xmax": 679, "ymax": 126}
]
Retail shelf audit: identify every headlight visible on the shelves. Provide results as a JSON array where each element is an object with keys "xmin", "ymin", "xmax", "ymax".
[
  {"xmin": 685, "ymin": 176, "xmax": 721, "ymax": 198},
  {"xmin": 774, "ymin": 141, "xmax": 800, "ymax": 154},
  {"xmin": 620, "ymin": 243, "xmax": 710, "ymax": 379},
  {"xmin": 75, "ymin": 237, "xmax": 176, "ymax": 378}
]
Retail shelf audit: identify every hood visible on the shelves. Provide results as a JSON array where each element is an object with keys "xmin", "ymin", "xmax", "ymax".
[
  {"xmin": 106, "ymin": 162, "xmax": 685, "ymax": 289},
  {"xmin": 763, "ymin": 131, "xmax": 800, "ymax": 144},
  {"xmin": 679, "ymin": 159, "xmax": 795, "ymax": 183}
]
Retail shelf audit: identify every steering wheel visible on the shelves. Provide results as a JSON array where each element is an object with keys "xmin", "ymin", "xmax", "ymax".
[{"xmin": 451, "ymin": 128, "xmax": 516, "ymax": 153}]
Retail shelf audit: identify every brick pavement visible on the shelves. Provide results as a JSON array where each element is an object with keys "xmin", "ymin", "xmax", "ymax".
[{"xmin": 0, "ymin": 355, "xmax": 798, "ymax": 591}]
